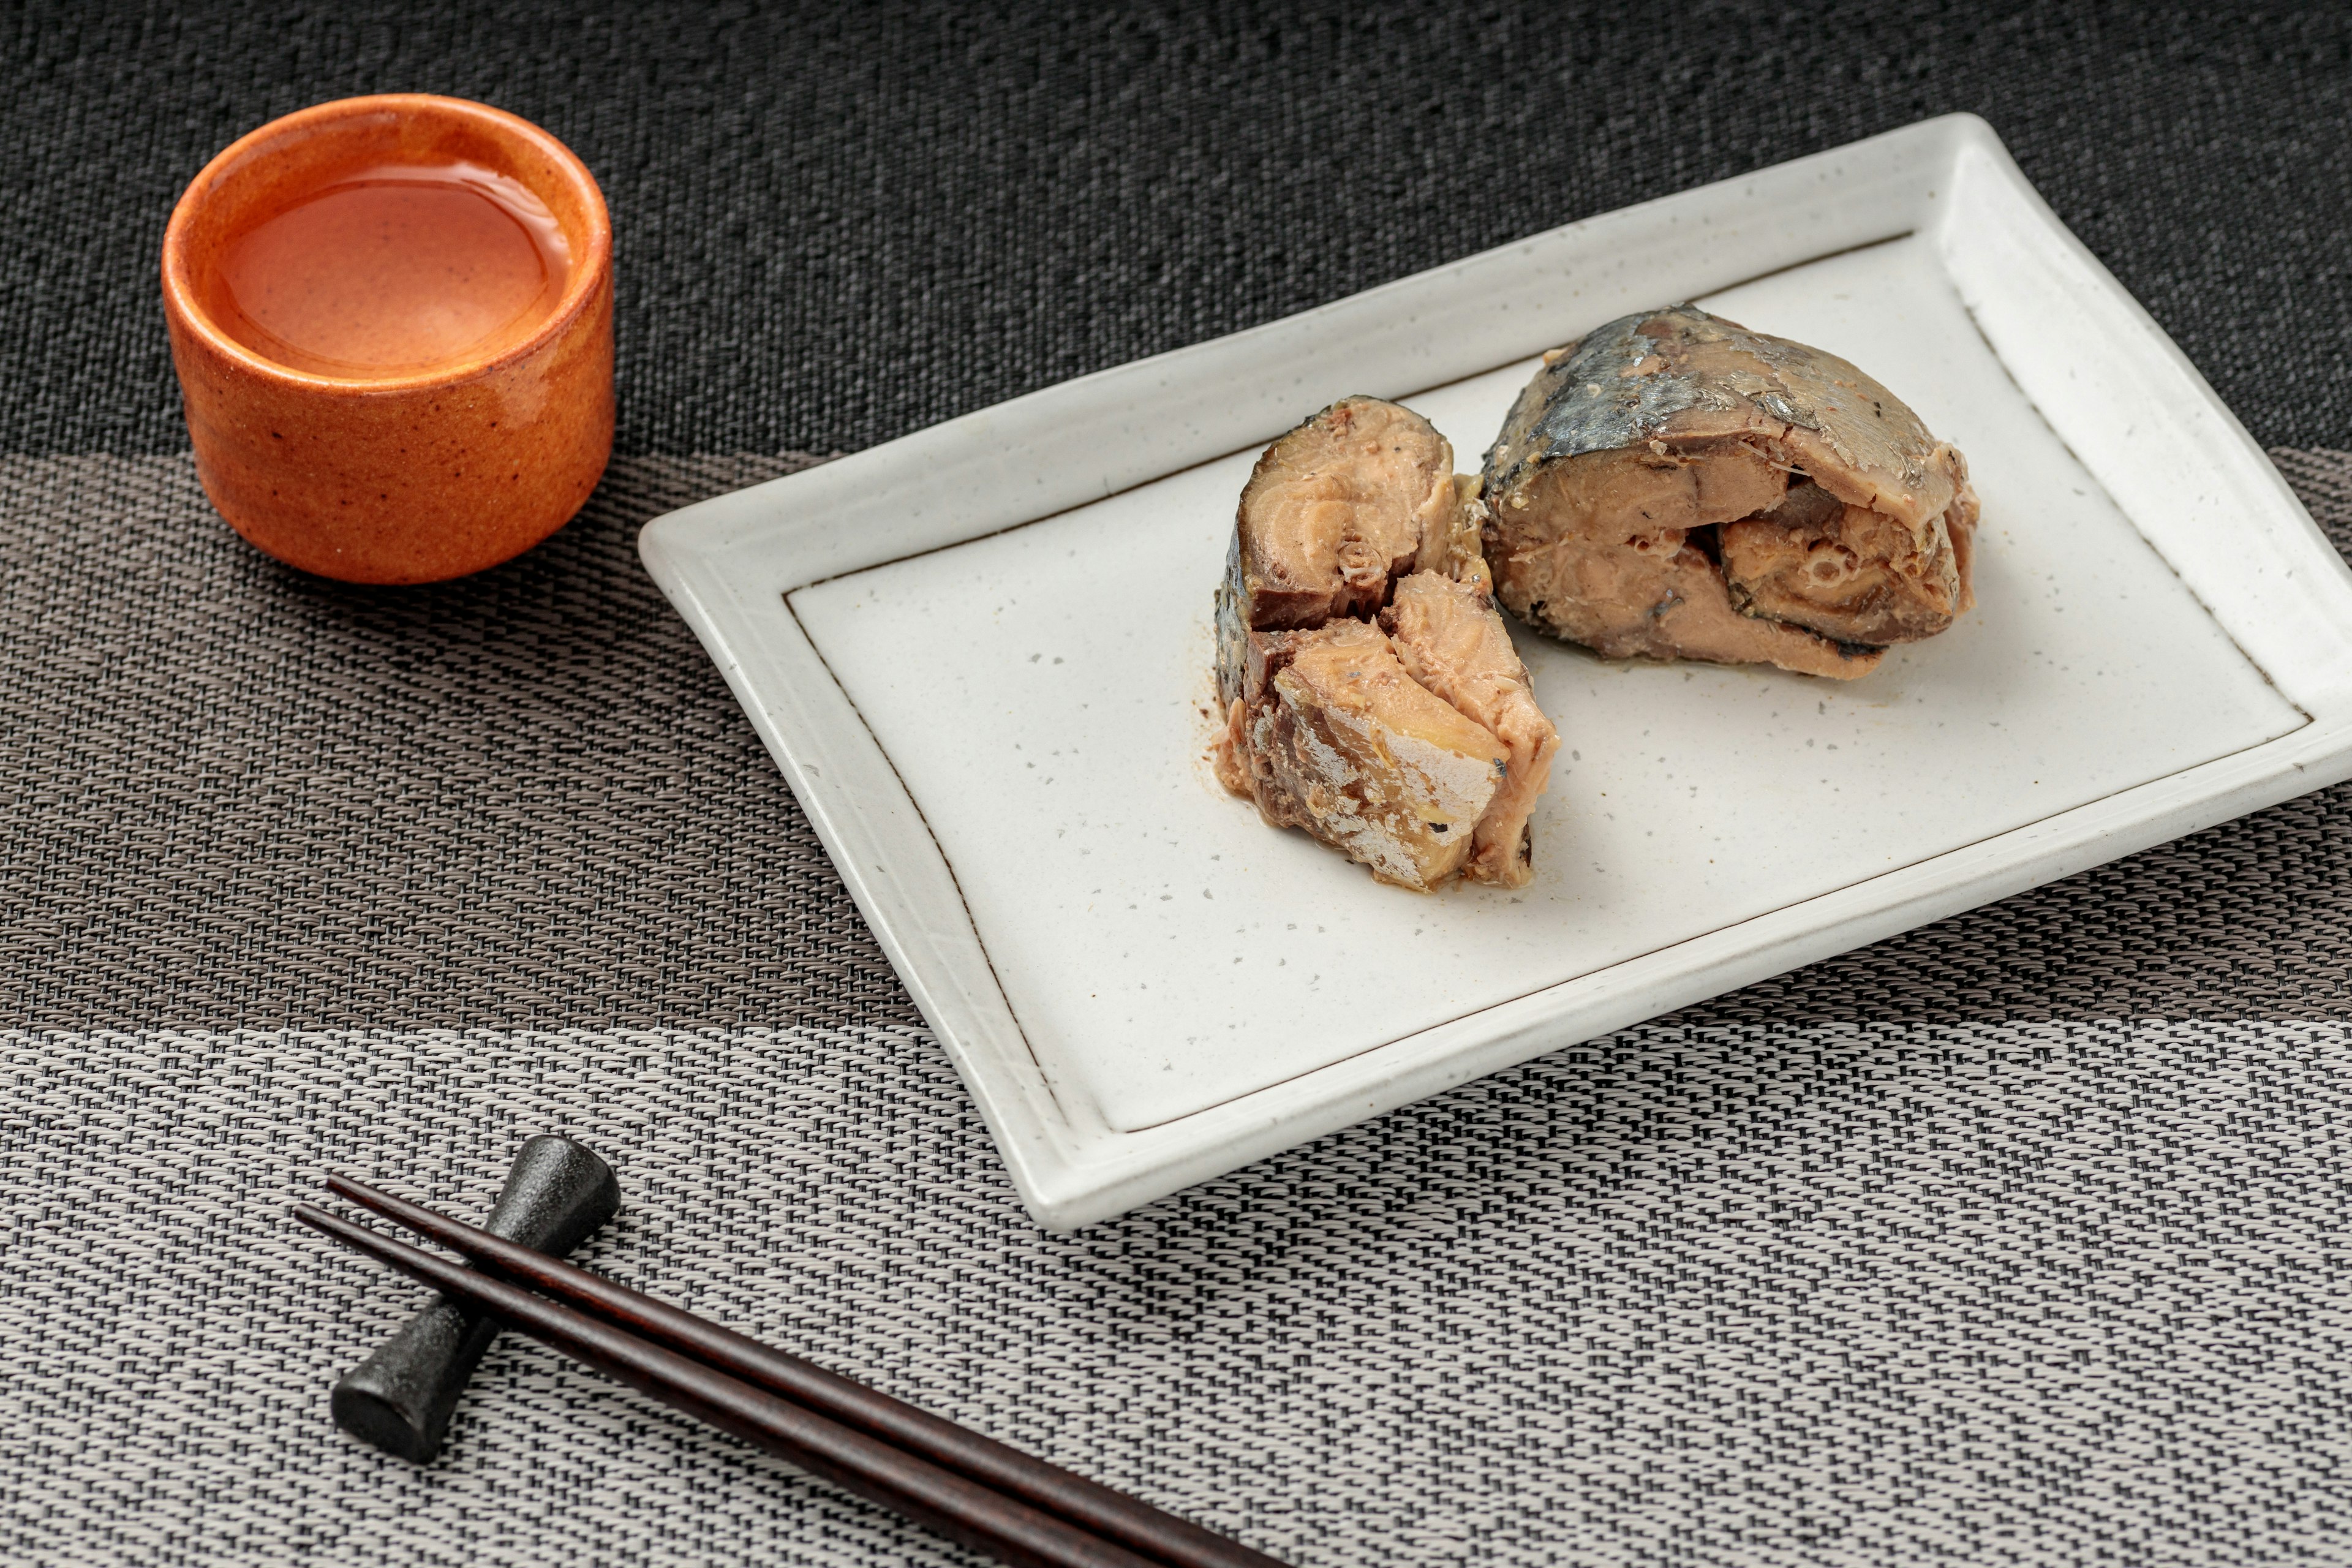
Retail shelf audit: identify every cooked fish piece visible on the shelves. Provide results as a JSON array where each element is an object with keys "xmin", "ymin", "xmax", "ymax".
[
  {"xmin": 1381, "ymin": 571, "xmax": 1557, "ymax": 888},
  {"xmin": 1216, "ymin": 396, "xmax": 1471, "ymax": 710},
  {"xmin": 1482, "ymin": 305, "xmax": 1978, "ymax": 679},
  {"xmin": 1211, "ymin": 396, "xmax": 1564, "ymax": 889},
  {"xmin": 1216, "ymin": 618, "xmax": 1507, "ymax": 892}
]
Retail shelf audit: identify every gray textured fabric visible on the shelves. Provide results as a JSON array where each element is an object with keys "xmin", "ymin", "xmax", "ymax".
[
  {"xmin": 4, "ymin": 1020, "xmax": 2348, "ymax": 1567},
  {"xmin": 6, "ymin": 450, "xmax": 2352, "ymax": 1567},
  {"xmin": 10, "ymin": 4, "xmax": 2352, "ymax": 457},
  {"xmin": 7, "ymin": 452, "xmax": 2352, "ymax": 1031},
  {"xmin": 0, "ymin": 453, "xmax": 916, "ymax": 1031}
]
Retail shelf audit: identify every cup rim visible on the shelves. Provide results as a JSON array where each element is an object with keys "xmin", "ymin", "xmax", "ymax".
[{"xmin": 160, "ymin": 93, "xmax": 612, "ymax": 393}]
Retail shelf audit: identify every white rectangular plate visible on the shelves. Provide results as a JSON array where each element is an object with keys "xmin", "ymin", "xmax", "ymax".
[{"xmin": 642, "ymin": 115, "xmax": 2352, "ymax": 1230}]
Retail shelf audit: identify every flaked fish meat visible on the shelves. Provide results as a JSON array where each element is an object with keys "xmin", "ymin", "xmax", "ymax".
[
  {"xmin": 1213, "ymin": 397, "xmax": 1559, "ymax": 891},
  {"xmin": 1480, "ymin": 305, "xmax": 1978, "ymax": 679},
  {"xmin": 1219, "ymin": 619, "xmax": 1509, "ymax": 890},
  {"xmin": 1381, "ymin": 571, "xmax": 1557, "ymax": 886}
]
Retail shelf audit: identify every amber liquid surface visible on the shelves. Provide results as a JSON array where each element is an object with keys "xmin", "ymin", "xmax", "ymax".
[{"xmin": 209, "ymin": 161, "xmax": 571, "ymax": 377}]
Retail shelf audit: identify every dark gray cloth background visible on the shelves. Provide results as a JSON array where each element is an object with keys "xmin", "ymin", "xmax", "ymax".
[
  {"xmin": 4, "ymin": 6, "xmax": 2351, "ymax": 1566},
  {"xmin": 8, "ymin": 2, "xmax": 2352, "ymax": 458}
]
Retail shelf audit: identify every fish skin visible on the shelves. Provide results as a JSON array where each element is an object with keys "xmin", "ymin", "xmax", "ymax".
[
  {"xmin": 1481, "ymin": 305, "xmax": 1978, "ymax": 678},
  {"xmin": 1487, "ymin": 307, "xmax": 1954, "ymax": 524},
  {"xmin": 1487, "ymin": 318, "xmax": 1730, "ymax": 484}
]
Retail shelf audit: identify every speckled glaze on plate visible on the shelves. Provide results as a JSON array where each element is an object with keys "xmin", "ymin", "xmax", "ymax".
[{"xmin": 643, "ymin": 116, "xmax": 2352, "ymax": 1230}]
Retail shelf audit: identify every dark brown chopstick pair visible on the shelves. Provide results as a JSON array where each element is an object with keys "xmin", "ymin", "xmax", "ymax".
[{"xmin": 297, "ymin": 1177, "xmax": 1288, "ymax": 1568}]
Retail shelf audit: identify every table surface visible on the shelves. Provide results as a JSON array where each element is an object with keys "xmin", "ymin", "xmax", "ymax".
[{"xmin": 4, "ymin": 5, "xmax": 2351, "ymax": 1566}]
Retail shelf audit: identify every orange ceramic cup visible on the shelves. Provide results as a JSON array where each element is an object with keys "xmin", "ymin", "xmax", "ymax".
[{"xmin": 162, "ymin": 95, "xmax": 613, "ymax": 583}]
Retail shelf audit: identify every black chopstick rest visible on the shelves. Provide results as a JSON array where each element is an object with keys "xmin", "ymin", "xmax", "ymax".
[{"xmin": 328, "ymin": 1134, "xmax": 620, "ymax": 1463}]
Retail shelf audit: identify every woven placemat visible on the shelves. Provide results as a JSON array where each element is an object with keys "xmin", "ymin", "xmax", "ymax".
[
  {"xmin": 9, "ymin": 451, "xmax": 2352, "ymax": 1035},
  {"xmin": 7, "ymin": 1017, "xmax": 2349, "ymax": 1567},
  {"xmin": 2, "ymin": 453, "xmax": 2350, "ymax": 1568}
]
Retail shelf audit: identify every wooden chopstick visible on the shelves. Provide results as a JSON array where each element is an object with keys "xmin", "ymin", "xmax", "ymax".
[
  {"xmin": 322, "ymin": 1174, "xmax": 1285, "ymax": 1568},
  {"xmin": 297, "ymin": 1202, "xmax": 1166, "ymax": 1568},
  {"xmin": 302, "ymin": 1182, "xmax": 1291, "ymax": 1568}
]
